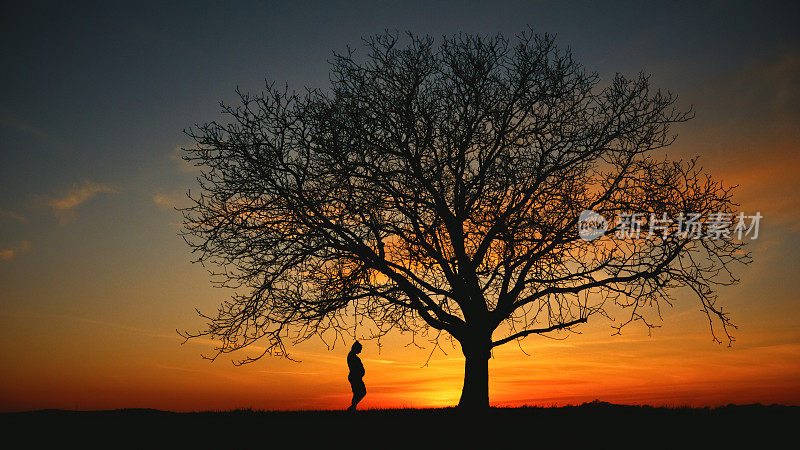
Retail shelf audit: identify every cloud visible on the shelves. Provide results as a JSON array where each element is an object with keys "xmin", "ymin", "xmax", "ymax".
[
  {"xmin": 0, "ymin": 107, "xmax": 68, "ymax": 151},
  {"xmin": 691, "ymin": 49, "xmax": 800, "ymax": 140},
  {"xmin": 44, "ymin": 181, "xmax": 116, "ymax": 223},
  {"xmin": 735, "ymin": 50, "xmax": 800, "ymax": 119},
  {"xmin": 153, "ymin": 191, "xmax": 190, "ymax": 209},
  {"xmin": 0, "ymin": 109, "xmax": 47, "ymax": 139},
  {"xmin": 46, "ymin": 181, "xmax": 116, "ymax": 211},
  {"xmin": 0, "ymin": 208, "xmax": 26, "ymax": 222},
  {"xmin": 153, "ymin": 193, "xmax": 176, "ymax": 208},
  {"xmin": 692, "ymin": 134, "xmax": 800, "ymax": 231},
  {"xmin": 171, "ymin": 146, "xmax": 201, "ymax": 173},
  {"xmin": 673, "ymin": 49, "xmax": 800, "ymax": 230},
  {"xmin": 0, "ymin": 240, "xmax": 31, "ymax": 261}
]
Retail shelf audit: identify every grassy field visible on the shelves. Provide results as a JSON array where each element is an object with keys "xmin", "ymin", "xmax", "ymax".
[{"xmin": 2, "ymin": 401, "xmax": 797, "ymax": 445}]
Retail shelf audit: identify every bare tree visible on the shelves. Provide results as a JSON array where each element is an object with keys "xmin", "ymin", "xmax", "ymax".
[{"xmin": 180, "ymin": 30, "xmax": 750, "ymax": 409}]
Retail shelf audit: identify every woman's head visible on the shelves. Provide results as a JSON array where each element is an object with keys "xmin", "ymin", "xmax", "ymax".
[{"xmin": 351, "ymin": 341, "xmax": 362, "ymax": 354}]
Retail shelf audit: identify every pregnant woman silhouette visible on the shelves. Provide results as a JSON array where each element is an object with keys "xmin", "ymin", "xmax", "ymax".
[{"xmin": 347, "ymin": 341, "xmax": 366, "ymax": 411}]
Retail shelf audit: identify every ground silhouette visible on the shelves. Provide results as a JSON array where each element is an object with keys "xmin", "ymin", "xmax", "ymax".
[{"xmin": 2, "ymin": 402, "xmax": 796, "ymax": 445}]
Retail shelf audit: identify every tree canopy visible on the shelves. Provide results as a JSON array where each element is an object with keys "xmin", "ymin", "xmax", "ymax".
[{"xmin": 180, "ymin": 30, "xmax": 749, "ymax": 408}]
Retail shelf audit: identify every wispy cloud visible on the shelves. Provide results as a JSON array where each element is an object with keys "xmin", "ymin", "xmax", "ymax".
[
  {"xmin": 0, "ymin": 240, "xmax": 31, "ymax": 261},
  {"xmin": 0, "ymin": 208, "xmax": 26, "ymax": 222},
  {"xmin": 153, "ymin": 191, "xmax": 188, "ymax": 209},
  {"xmin": 171, "ymin": 145, "xmax": 201, "ymax": 173},
  {"xmin": 0, "ymin": 109, "xmax": 47, "ymax": 139},
  {"xmin": 154, "ymin": 193, "xmax": 174, "ymax": 208},
  {"xmin": 735, "ymin": 50, "xmax": 800, "ymax": 118},
  {"xmin": 0, "ymin": 309, "xmax": 178, "ymax": 340},
  {"xmin": 257, "ymin": 370, "xmax": 321, "ymax": 376},
  {"xmin": 45, "ymin": 180, "xmax": 116, "ymax": 223},
  {"xmin": 0, "ymin": 107, "xmax": 68, "ymax": 151},
  {"xmin": 47, "ymin": 181, "xmax": 116, "ymax": 211},
  {"xmin": 690, "ymin": 48, "xmax": 800, "ymax": 140}
]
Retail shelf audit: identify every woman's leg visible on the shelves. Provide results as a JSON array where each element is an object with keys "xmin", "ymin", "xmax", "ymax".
[
  {"xmin": 354, "ymin": 382, "xmax": 366, "ymax": 407},
  {"xmin": 349, "ymin": 380, "xmax": 366, "ymax": 410}
]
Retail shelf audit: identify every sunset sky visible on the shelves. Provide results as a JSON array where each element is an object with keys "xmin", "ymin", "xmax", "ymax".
[{"xmin": 1, "ymin": 1, "xmax": 799, "ymax": 412}]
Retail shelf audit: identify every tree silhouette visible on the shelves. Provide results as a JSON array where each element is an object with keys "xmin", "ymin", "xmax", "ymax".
[{"xmin": 180, "ymin": 30, "xmax": 750, "ymax": 409}]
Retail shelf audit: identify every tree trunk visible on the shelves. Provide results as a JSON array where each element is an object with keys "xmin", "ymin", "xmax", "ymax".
[{"xmin": 458, "ymin": 341, "xmax": 490, "ymax": 410}]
